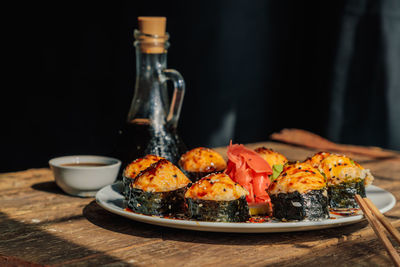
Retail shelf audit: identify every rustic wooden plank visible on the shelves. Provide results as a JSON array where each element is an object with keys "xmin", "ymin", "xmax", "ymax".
[
  {"xmin": 274, "ymin": 238, "xmax": 399, "ymax": 267},
  {"xmin": 0, "ymin": 169, "xmax": 53, "ymax": 192},
  {"xmin": 0, "ymin": 254, "xmax": 46, "ymax": 267},
  {"xmin": 2, "ymin": 200, "xmax": 398, "ymax": 266},
  {"xmin": 1, "ymin": 142, "xmax": 400, "ymax": 266}
]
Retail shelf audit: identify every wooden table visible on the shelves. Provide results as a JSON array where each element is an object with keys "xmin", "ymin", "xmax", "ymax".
[{"xmin": 1, "ymin": 142, "xmax": 400, "ymax": 266}]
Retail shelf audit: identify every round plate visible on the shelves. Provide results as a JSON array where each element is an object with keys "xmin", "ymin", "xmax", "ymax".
[{"xmin": 95, "ymin": 183, "xmax": 396, "ymax": 233}]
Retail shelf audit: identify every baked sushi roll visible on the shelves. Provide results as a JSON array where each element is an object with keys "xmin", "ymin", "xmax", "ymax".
[
  {"xmin": 318, "ymin": 154, "xmax": 374, "ymax": 210},
  {"xmin": 127, "ymin": 159, "xmax": 191, "ymax": 216},
  {"xmin": 122, "ymin": 155, "xmax": 164, "ymax": 199},
  {"xmin": 185, "ymin": 173, "xmax": 250, "ymax": 222},
  {"xmin": 255, "ymin": 147, "xmax": 288, "ymax": 180},
  {"xmin": 269, "ymin": 162, "xmax": 329, "ymax": 221},
  {"xmin": 303, "ymin": 152, "xmax": 331, "ymax": 168},
  {"xmin": 179, "ymin": 147, "xmax": 227, "ymax": 182}
]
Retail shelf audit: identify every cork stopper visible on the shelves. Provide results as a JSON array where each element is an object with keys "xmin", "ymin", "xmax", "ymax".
[
  {"xmin": 138, "ymin": 17, "xmax": 166, "ymax": 36},
  {"xmin": 137, "ymin": 17, "xmax": 167, "ymax": 54}
]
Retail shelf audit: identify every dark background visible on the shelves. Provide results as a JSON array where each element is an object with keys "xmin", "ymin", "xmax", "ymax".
[{"xmin": 2, "ymin": 0, "xmax": 399, "ymax": 172}]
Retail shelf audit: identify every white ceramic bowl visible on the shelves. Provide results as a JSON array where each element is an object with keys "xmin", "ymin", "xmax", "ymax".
[{"xmin": 49, "ymin": 155, "xmax": 121, "ymax": 197}]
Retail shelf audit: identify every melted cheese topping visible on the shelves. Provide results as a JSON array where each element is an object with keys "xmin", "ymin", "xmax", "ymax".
[
  {"xmin": 269, "ymin": 162, "xmax": 326, "ymax": 195},
  {"xmin": 255, "ymin": 147, "xmax": 288, "ymax": 167},
  {"xmin": 185, "ymin": 173, "xmax": 248, "ymax": 201},
  {"xmin": 318, "ymin": 154, "xmax": 374, "ymax": 186},
  {"xmin": 132, "ymin": 159, "xmax": 191, "ymax": 192},
  {"xmin": 124, "ymin": 155, "xmax": 164, "ymax": 179},
  {"xmin": 179, "ymin": 147, "xmax": 227, "ymax": 173},
  {"xmin": 304, "ymin": 152, "xmax": 331, "ymax": 168}
]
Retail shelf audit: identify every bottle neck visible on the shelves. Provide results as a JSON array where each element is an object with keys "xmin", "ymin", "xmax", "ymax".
[
  {"xmin": 133, "ymin": 29, "xmax": 170, "ymax": 79},
  {"xmin": 127, "ymin": 30, "xmax": 172, "ymax": 125},
  {"xmin": 127, "ymin": 46, "xmax": 170, "ymax": 125},
  {"xmin": 135, "ymin": 48, "xmax": 167, "ymax": 78}
]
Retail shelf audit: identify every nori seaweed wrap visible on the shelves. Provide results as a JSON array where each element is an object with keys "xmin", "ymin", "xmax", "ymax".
[
  {"xmin": 127, "ymin": 159, "xmax": 191, "ymax": 215},
  {"xmin": 269, "ymin": 162, "xmax": 329, "ymax": 221},
  {"xmin": 185, "ymin": 173, "xmax": 250, "ymax": 222},
  {"xmin": 270, "ymin": 190, "xmax": 329, "ymax": 221},
  {"xmin": 128, "ymin": 186, "xmax": 187, "ymax": 216},
  {"xmin": 328, "ymin": 180, "xmax": 366, "ymax": 209},
  {"xmin": 317, "ymin": 154, "xmax": 373, "ymax": 210}
]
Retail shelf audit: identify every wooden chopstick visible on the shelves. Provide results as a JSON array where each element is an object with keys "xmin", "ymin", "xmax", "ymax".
[
  {"xmin": 355, "ymin": 194, "xmax": 400, "ymax": 266},
  {"xmin": 363, "ymin": 197, "xmax": 400, "ymax": 244}
]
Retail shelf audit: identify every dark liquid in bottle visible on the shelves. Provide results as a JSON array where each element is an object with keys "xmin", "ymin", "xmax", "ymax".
[{"xmin": 115, "ymin": 119, "xmax": 187, "ymax": 171}]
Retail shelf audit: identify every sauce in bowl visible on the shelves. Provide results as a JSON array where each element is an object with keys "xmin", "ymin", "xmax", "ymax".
[{"xmin": 61, "ymin": 163, "xmax": 109, "ymax": 167}]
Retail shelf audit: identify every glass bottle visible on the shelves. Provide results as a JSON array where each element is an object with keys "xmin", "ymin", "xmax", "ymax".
[{"xmin": 117, "ymin": 17, "xmax": 186, "ymax": 169}]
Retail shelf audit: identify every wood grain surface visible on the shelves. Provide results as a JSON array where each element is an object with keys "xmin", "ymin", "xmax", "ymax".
[{"xmin": 1, "ymin": 142, "xmax": 400, "ymax": 266}]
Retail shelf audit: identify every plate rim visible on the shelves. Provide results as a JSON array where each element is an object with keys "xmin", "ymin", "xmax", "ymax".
[{"xmin": 95, "ymin": 183, "xmax": 396, "ymax": 232}]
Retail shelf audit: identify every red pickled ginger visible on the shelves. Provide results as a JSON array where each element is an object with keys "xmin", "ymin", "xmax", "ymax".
[{"xmin": 225, "ymin": 141, "xmax": 273, "ymax": 205}]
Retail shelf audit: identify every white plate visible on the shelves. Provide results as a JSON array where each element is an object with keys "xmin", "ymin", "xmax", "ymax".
[{"xmin": 95, "ymin": 183, "xmax": 396, "ymax": 233}]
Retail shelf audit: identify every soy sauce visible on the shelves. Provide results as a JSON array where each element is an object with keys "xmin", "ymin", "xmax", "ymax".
[
  {"xmin": 61, "ymin": 163, "xmax": 108, "ymax": 167},
  {"xmin": 115, "ymin": 119, "xmax": 186, "ymax": 170}
]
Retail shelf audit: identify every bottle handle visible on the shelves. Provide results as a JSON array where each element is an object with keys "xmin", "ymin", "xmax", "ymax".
[{"xmin": 162, "ymin": 69, "xmax": 185, "ymax": 128}]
